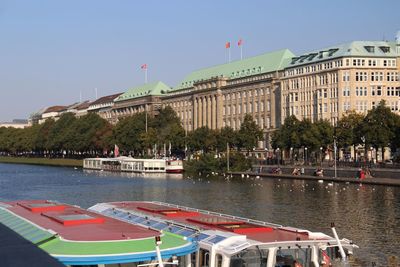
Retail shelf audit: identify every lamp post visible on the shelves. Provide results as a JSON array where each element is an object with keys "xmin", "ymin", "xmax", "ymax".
[
  {"xmin": 305, "ymin": 147, "xmax": 308, "ymax": 165},
  {"xmin": 276, "ymin": 148, "xmax": 280, "ymax": 167},
  {"xmin": 361, "ymin": 136, "xmax": 366, "ymax": 163},
  {"xmin": 334, "ymin": 137, "xmax": 337, "ymax": 179},
  {"xmin": 370, "ymin": 146, "xmax": 374, "ymax": 164},
  {"xmin": 320, "ymin": 147, "xmax": 323, "ymax": 167},
  {"xmin": 290, "ymin": 147, "xmax": 293, "ymax": 165}
]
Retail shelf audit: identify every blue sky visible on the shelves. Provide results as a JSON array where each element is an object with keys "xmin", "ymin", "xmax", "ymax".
[{"xmin": 0, "ymin": 0, "xmax": 399, "ymax": 121}]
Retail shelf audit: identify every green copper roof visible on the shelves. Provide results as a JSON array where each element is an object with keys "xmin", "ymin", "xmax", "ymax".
[
  {"xmin": 289, "ymin": 41, "xmax": 399, "ymax": 67},
  {"xmin": 115, "ymin": 81, "xmax": 171, "ymax": 102},
  {"xmin": 174, "ymin": 49, "xmax": 295, "ymax": 90}
]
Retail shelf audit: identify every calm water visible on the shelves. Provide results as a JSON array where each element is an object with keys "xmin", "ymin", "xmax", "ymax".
[{"xmin": 0, "ymin": 163, "xmax": 399, "ymax": 266}]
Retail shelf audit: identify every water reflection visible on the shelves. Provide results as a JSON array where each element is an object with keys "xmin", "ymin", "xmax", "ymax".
[{"xmin": 0, "ymin": 163, "xmax": 399, "ymax": 266}]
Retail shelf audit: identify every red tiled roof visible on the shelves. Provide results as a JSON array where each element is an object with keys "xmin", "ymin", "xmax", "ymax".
[
  {"xmin": 90, "ymin": 93, "xmax": 123, "ymax": 106},
  {"xmin": 76, "ymin": 101, "xmax": 91, "ymax": 110},
  {"xmin": 43, "ymin": 106, "xmax": 67, "ymax": 113}
]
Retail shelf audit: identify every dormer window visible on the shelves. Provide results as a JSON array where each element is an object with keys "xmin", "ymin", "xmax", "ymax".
[
  {"xmin": 328, "ymin": 48, "xmax": 339, "ymax": 56},
  {"xmin": 364, "ymin": 46, "xmax": 375, "ymax": 53},
  {"xmin": 379, "ymin": 46, "xmax": 390, "ymax": 53}
]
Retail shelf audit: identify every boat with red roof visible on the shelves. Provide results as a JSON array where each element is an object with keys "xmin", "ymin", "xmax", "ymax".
[
  {"xmin": 0, "ymin": 200, "xmax": 196, "ymax": 266},
  {"xmin": 90, "ymin": 201, "xmax": 358, "ymax": 267},
  {"xmin": 1, "ymin": 200, "xmax": 357, "ymax": 267}
]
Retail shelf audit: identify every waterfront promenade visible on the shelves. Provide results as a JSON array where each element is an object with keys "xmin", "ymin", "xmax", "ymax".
[{"xmin": 230, "ymin": 171, "xmax": 400, "ymax": 187}]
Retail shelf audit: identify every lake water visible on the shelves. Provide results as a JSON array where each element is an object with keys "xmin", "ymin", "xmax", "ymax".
[{"xmin": 0, "ymin": 163, "xmax": 399, "ymax": 266}]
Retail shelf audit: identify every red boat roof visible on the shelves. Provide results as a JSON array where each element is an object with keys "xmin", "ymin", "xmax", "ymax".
[
  {"xmin": 108, "ymin": 201, "xmax": 325, "ymax": 243},
  {"xmin": 5, "ymin": 200, "xmax": 160, "ymax": 241}
]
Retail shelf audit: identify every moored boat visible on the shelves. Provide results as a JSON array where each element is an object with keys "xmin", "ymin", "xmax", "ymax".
[
  {"xmin": 0, "ymin": 200, "xmax": 196, "ymax": 266},
  {"xmin": 90, "ymin": 201, "xmax": 358, "ymax": 267},
  {"xmin": 166, "ymin": 159, "xmax": 184, "ymax": 173},
  {"xmin": 83, "ymin": 157, "xmax": 184, "ymax": 173}
]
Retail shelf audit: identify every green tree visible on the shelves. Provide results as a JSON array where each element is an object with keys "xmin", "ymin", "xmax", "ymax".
[
  {"xmin": 335, "ymin": 110, "xmax": 364, "ymax": 159},
  {"xmin": 237, "ymin": 114, "xmax": 263, "ymax": 152},
  {"xmin": 46, "ymin": 113, "xmax": 76, "ymax": 152},
  {"xmin": 34, "ymin": 119, "xmax": 55, "ymax": 152},
  {"xmin": 216, "ymin": 126, "xmax": 237, "ymax": 152},
  {"xmin": 187, "ymin": 127, "xmax": 217, "ymax": 153},
  {"xmin": 271, "ymin": 115, "xmax": 301, "ymax": 150},
  {"xmin": 67, "ymin": 113, "xmax": 111, "ymax": 154},
  {"xmin": 112, "ymin": 113, "xmax": 147, "ymax": 155},
  {"xmin": 152, "ymin": 107, "xmax": 185, "ymax": 150},
  {"xmin": 362, "ymin": 100, "xmax": 398, "ymax": 160}
]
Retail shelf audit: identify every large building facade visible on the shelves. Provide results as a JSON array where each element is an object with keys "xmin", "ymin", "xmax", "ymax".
[
  {"xmin": 281, "ymin": 41, "xmax": 400, "ymax": 125},
  {"xmin": 161, "ymin": 49, "xmax": 295, "ymax": 147},
  {"xmin": 30, "ymin": 37, "xmax": 400, "ymax": 149}
]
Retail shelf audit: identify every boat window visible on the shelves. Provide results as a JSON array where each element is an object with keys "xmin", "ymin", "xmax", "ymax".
[
  {"xmin": 230, "ymin": 247, "xmax": 268, "ymax": 267},
  {"xmin": 216, "ymin": 254, "xmax": 223, "ymax": 267},
  {"xmin": 274, "ymin": 248, "xmax": 312, "ymax": 267},
  {"xmin": 199, "ymin": 249, "xmax": 210, "ymax": 267}
]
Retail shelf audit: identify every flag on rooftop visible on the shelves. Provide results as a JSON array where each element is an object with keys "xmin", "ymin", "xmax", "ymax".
[
  {"xmin": 225, "ymin": 42, "xmax": 230, "ymax": 49},
  {"xmin": 141, "ymin": 64, "xmax": 147, "ymax": 70},
  {"xmin": 238, "ymin": 38, "xmax": 243, "ymax": 46}
]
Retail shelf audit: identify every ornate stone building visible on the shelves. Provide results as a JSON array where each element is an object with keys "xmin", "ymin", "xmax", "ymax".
[
  {"xmin": 161, "ymin": 49, "xmax": 295, "ymax": 147},
  {"xmin": 111, "ymin": 81, "xmax": 170, "ymax": 124},
  {"xmin": 281, "ymin": 40, "xmax": 400, "ymax": 125}
]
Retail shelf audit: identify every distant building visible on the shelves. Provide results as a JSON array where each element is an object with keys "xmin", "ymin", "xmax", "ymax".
[
  {"xmin": 88, "ymin": 93, "xmax": 122, "ymax": 123},
  {"xmin": 39, "ymin": 106, "xmax": 67, "ymax": 124},
  {"xmin": 161, "ymin": 49, "xmax": 295, "ymax": 147},
  {"xmin": 111, "ymin": 82, "xmax": 169, "ymax": 124},
  {"xmin": 75, "ymin": 101, "xmax": 91, "ymax": 117},
  {"xmin": 0, "ymin": 119, "xmax": 29, "ymax": 129},
  {"xmin": 281, "ymin": 40, "xmax": 400, "ymax": 125},
  {"xmin": 26, "ymin": 34, "xmax": 400, "ymax": 149}
]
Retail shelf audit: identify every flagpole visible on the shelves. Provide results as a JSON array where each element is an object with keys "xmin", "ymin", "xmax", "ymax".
[
  {"xmin": 145, "ymin": 68, "xmax": 148, "ymax": 84},
  {"xmin": 228, "ymin": 47, "xmax": 231, "ymax": 63},
  {"xmin": 145, "ymin": 104, "xmax": 148, "ymax": 133},
  {"xmin": 240, "ymin": 45, "xmax": 243, "ymax": 60}
]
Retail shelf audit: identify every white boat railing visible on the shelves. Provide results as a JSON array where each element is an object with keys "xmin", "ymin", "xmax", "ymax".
[{"xmin": 152, "ymin": 201, "xmax": 283, "ymax": 228}]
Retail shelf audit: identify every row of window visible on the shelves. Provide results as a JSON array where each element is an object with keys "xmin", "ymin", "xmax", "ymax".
[
  {"xmin": 354, "ymin": 71, "xmax": 399, "ymax": 82},
  {"xmin": 223, "ymin": 88, "xmax": 271, "ymax": 101},
  {"xmin": 223, "ymin": 101, "xmax": 271, "ymax": 115},
  {"xmin": 285, "ymin": 57, "xmax": 397, "ymax": 77},
  {"xmin": 350, "ymin": 58, "xmax": 396, "ymax": 67},
  {"xmin": 343, "ymin": 86, "xmax": 400, "ymax": 97},
  {"xmin": 343, "ymin": 101, "xmax": 399, "ymax": 112},
  {"xmin": 222, "ymin": 117, "xmax": 271, "ymax": 130}
]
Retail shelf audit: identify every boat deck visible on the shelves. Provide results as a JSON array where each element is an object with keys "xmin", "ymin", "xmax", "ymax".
[
  {"xmin": 0, "ymin": 200, "xmax": 197, "ymax": 266},
  {"xmin": 5, "ymin": 200, "xmax": 159, "ymax": 241},
  {"xmin": 105, "ymin": 201, "xmax": 330, "ymax": 244}
]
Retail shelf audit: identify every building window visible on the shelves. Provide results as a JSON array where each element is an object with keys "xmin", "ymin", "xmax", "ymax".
[{"xmin": 377, "ymin": 86, "xmax": 382, "ymax": 96}]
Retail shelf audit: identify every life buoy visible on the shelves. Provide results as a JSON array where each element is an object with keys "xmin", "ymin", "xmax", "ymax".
[{"xmin": 321, "ymin": 250, "xmax": 331, "ymax": 267}]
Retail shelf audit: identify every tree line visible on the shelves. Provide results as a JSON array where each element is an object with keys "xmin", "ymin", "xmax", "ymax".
[
  {"xmin": 271, "ymin": 101, "xmax": 400, "ymax": 162},
  {"xmin": 0, "ymin": 107, "xmax": 263, "ymax": 162}
]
